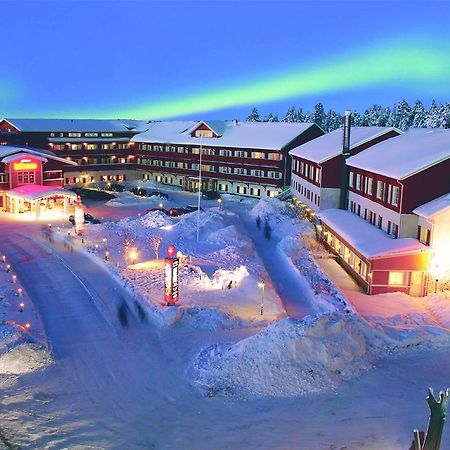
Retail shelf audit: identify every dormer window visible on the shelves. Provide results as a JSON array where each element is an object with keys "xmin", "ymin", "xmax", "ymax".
[{"xmin": 195, "ymin": 129, "xmax": 213, "ymax": 138}]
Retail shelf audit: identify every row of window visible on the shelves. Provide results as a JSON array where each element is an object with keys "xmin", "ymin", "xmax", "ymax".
[
  {"xmin": 52, "ymin": 143, "xmax": 131, "ymax": 151},
  {"xmin": 292, "ymin": 180, "xmax": 320, "ymax": 206},
  {"xmin": 51, "ymin": 132, "xmax": 114, "ymax": 138},
  {"xmin": 139, "ymin": 144, "xmax": 282, "ymax": 160},
  {"xmin": 293, "ymin": 159, "xmax": 321, "ymax": 184},
  {"xmin": 349, "ymin": 172, "xmax": 399, "ymax": 207},
  {"xmin": 65, "ymin": 174, "xmax": 126, "ymax": 184},
  {"xmin": 350, "ymin": 200, "xmax": 399, "ymax": 238}
]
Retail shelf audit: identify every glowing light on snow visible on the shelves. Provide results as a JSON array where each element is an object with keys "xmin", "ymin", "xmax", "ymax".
[{"xmin": 112, "ymin": 39, "xmax": 450, "ymax": 119}]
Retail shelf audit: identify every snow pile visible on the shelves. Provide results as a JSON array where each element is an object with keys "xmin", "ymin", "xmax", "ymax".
[
  {"xmin": 192, "ymin": 311, "xmax": 450, "ymax": 398},
  {"xmin": 428, "ymin": 294, "xmax": 450, "ymax": 328},
  {"xmin": 0, "ymin": 324, "xmax": 22, "ymax": 352},
  {"xmin": 106, "ymin": 191, "xmax": 142, "ymax": 207},
  {"xmin": 167, "ymin": 306, "xmax": 245, "ymax": 331},
  {"xmin": 0, "ymin": 343, "xmax": 52, "ymax": 375}
]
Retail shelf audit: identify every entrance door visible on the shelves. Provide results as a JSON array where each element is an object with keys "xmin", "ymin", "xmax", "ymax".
[{"xmin": 409, "ymin": 271, "xmax": 424, "ymax": 297}]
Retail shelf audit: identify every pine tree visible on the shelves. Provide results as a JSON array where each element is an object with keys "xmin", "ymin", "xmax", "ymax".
[
  {"xmin": 362, "ymin": 104, "xmax": 390, "ymax": 126},
  {"xmin": 295, "ymin": 108, "xmax": 304, "ymax": 122},
  {"xmin": 437, "ymin": 102, "xmax": 450, "ymax": 128},
  {"xmin": 325, "ymin": 109, "xmax": 342, "ymax": 131},
  {"xmin": 411, "ymin": 100, "xmax": 427, "ymax": 128},
  {"xmin": 283, "ymin": 106, "xmax": 297, "ymax": 122},
  {"xmin": 246, "ymin": 108, "xmax": 261, "ymax": 122},
  {"xmin": 396, "ymin": 99, "xmax": 413, "ymax": 130},
  {"xmin": 263, "ymin": 113, "xmax": 279, "ymax": 122},
  {"xmin": 313, "ymin": 102, "xmax": 326, "ymax": 129},
  {"xmin": 351, "ymin": 111, "xmax": 363, "ymax": 126},
  {"xmin": 426, "ymin": 100, "xmax": 440, "ymax": 128},
  {"xmin": 386, "ymin": 103, "xmax": 400, "ymax": 128}
]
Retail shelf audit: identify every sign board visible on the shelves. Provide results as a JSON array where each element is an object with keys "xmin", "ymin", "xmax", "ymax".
[
  {"xmin": 13, "ymin": 160, "xmax": 38, "ymax": 171},
  {"xmin": 164, "ymin": 245, "xmax": 179, "ymax": 305}
]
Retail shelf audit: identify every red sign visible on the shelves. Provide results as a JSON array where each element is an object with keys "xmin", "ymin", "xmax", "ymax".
[{"xmin": 167, "ymin": 244, "xmax": 176, "ymax": 258}]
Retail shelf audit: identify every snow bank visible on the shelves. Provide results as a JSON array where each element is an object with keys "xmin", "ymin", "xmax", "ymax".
[
  {"xmin": 0, "ymin": 343, "xmax": 52, "ymax": 375},
  {"xmin": 192, "ymin": 312, "xmax": 449, "ymax": 398}
]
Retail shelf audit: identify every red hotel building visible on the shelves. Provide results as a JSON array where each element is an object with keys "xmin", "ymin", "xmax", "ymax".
[{"xmin": 317, "ymin": 128, "xmax": 450, "ymax": 296}]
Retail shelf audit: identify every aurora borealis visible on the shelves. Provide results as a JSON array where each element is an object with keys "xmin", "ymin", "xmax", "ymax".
[{"xmin": 2, "ymin": 0, "xmax": 450, "ymax": 120}]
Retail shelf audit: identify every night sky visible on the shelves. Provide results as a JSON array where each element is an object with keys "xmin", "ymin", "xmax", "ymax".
[{"xmin": 2, "ymin": 0, "xmax": 450, "ymax": 120}]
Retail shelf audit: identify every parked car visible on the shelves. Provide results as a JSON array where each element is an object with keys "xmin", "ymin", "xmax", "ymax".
[
  {"xmin": 146, "ymin": 190, "xmax": 169, "ymax": 199},
  {"xmin": 145, "ymin": 207, "xmax": 169, "ymax": 215},
  {"xmin": 131, "ymin": 187, "xmax": 148, "ymax": 197},
  {"xmin": 108, "ymin": 183, "xmax": 126, "ymax": 192},
  {"xmin": 185, "ymin": 205, "xmax": 201, "ymax": 212},
  {"xmin": 69, "ymin": 213, "xmax": 101, "ymax": 225},
  {"xmin": 202, "ymin": 190, "xmax": 221, "ymax": 200}
]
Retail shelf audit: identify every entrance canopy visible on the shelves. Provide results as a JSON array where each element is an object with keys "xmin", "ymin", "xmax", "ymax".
[{"xmin": 6, "ymin": 184, "xmax": 77, "ymax": 201}]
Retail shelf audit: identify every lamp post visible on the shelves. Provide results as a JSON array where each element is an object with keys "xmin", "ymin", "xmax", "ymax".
[
  {"xmin": 258, "ymin": 280, "xmax": 265, "ymax": 316},
  {"xmin": 218, "ymin": 198, "xmax": 222, "ymax": 210},
  {"xmin": 128, "ymin": 248, "xmax": 138, "ymax": 265},
  {"xmin": 196, "ymin": 136, "xmax": 203, "ymax": 242}
]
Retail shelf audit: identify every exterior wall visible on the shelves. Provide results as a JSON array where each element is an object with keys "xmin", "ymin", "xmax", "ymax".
[
  {"xmin": 401, "ymin": 158, "xmax": 450, "ymax": 213},
  {"xmin": 7, "ymin": 156, "xmax": 44, "ymax": 189},
  {"xmin": 321, "ymin": 155, "xmax": 343, "ymax": 188},
  {"xmin": 0, "ymin": 120, "xmax": 20, "ymax": 133},
  {"xmin": 291, "ymin": 173, "xmax": 321, "ymax": 211}
]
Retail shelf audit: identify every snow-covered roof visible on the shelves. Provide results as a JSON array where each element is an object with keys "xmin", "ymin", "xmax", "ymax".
[
  {"xmin": 6, "ymin": 184, "xmax": 77, "ymax": 200},
  {"xmin": 413, "ymin": 193, "xmax": 450, "ymax": 219},
  {"xmin": 1, "ymin": 118, "xmax": 149, "ymax": 133},
  {"xmin": 289, "ymin": 127, "xmax": 400, "ymax": 163},
  {"xmin": 48, "ymin": 137, "xmax": 130, "ymax": 143},
  {"xmin": 1, "ymin": 152, "xmax": 48, "ymax": 163},
  {"xmin": 346, "ymin": 128, "xmax": 450, "ymax": 180},
  {"xmin": 0, "ymin": 145, "xmax": 77, "ymax": 166},
  {"xmin": 132, "ymin": 120, "xmax": 318, "ymax": 150},
  {"xmin": 318, "ymin": 209, "xmax": 429, "ymax": 259}
]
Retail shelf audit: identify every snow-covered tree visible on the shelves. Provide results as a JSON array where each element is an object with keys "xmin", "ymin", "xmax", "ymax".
[
  {"xmin": 396, "ymin": 99, "xmax": 413, "ymax": 130},
  {"xmin": 362, "ymin": 104, "xmax": 390, "ymax": 126},
  {"xmin": 246, "ymin": 108, "xmax": 261, "ymax": 122},
  {"xmin": 295, "ymin": 108, "xmax": 304, "ymax": 122},
  {"xmin": 313, "ymin": 102, "xmax": 326, "ymax": 129},
  {"xmin": 283, "ymin": 106, "xmax": 297, "ymax": 122},
  {"xmin": 437, "ymin": 102, "xmax": 450, "ymax": 128},
  {"xmin": 263, "ymin": 113, "xmax": 279, "ymax": 122},
  {"xmin": 411, "ymin": 100, "xmax": 427, "ymax": 128},
  {"xmin": 351, "ymin": 111, "xmax": 363, "ymax": 126},
  {"xmin": 302, "ymin": 111, "xmax": 314, "ymax": 123},
  {"xmin": 325, "ymin": 109, "xmax": 341, "ymax": 131},
  {"xmin": 425, "ymin": 100, "xmax": 440, "ymax": 128}
]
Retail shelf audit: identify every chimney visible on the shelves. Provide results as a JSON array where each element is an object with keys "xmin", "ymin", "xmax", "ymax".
[
  {"xmin": 339, "ymin": 110, "xmax": 352, "ymax": 210},
  {"xmin": 232, "ymin": 119, "xmax": 238, "ymax": 126}
]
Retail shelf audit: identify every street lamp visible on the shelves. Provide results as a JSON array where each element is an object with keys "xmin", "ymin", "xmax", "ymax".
[
  {"xmin": 159, "ymin": 202, "xmax": 163, "ymax": 209},
  {"xmin": 19, "ymin": 302, "xmax": 25, "ymax": 312},
  {"xmin": 128, "ymin": 248, "xmax": 138, "ymax": 265},
  {"xmin": 258, "ymin": 280, "xmax": 265, "ymax": 315},
  {"xmin": 218, "ymin": 198, "xmax": 222, "ymax": 210},
  {"xmin": 12, "ymin": 275, "xmax": 17, "ymax": 283}
]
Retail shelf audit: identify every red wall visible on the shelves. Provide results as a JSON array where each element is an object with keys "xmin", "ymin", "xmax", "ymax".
[
  {"xmin": 8, "ymin": 156, "xmax": 44, "ymax": 188},
  {"xmin": 0, "ymin": 120, "xmax": 19, "ymax": 133}
]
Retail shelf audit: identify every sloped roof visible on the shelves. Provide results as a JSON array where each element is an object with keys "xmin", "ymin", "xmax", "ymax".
[
  {"xmin": 7, "ymin": 184, "xmax": 77, "ymax": 200},
  {"xmin": 1, "ymin": 118, "xmax": 149, "ymax": 133},
  {"xmin": 132, "ymin": 120, "xmax": 319, "ymax": 150},
  {"xmin": 0, "ymin": 145, "xmax": 77, "ymax": 166},
  {"xmin": 413, "ymin": 193, "xmax": 450, "ymax": 219},
  {"xmin": 289, "ymin": 127, "xmax": 400, "ymax": 163},
  {"xmin": 318, "ymin": 209, "xmax": 429, "ymax": 259},
  {"xmin": 346, "ymin": 128, "xmax": 450, "ymax": 180}
]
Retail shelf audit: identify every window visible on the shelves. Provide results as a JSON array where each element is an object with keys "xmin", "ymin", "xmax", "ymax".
[
  {"xmin": 378, "ymin": 216, "xmax": 383, "ymax": 229},
  {"xmin": 366, "ymin": 177, "xmax": 373, "ymax": 195},
  {"xmin": 219, "ymin": 149, "xmax": 232, "ymax": 157},
  {"xmin": 101, "ymin": 133, "xmax": 113, "ymax": 137},
  {"xmin": 389, "ymin": 222, "xmax": 399, "ymax": 238},
  {"xmin": 236, "ymin": 186, "xmax": 247, "ymax": 194},
  {"xmin": 376, "ymin": 180, "xmax": 384, "ymax": 200},
  {"xmin": 251, "ymin": 152, "xmax": 265, "ymax": 159},
  {"xmin": 87, "ymin": 144, "xmax": 97, "ymax": 150},
  {"xmin": 234, "ymin": 167, "xmax": 247, "ymax": 175},
  {"xmin": 388, "ymin": 271, "xmax": 407, "ymax": 286},
  {"xmin": 68, "ymin": 132, "xmax": 81, "ymax": 137},
  {"xmin": 235, "ymin": 150, "xmax": 247, "ymax": 158},
  {"xmin": 315, "ymin": 167, "xmax": 321, "ymax": 183},
  {"xmin": 418, "ymin": 226, "xmax": 430, "ymax": 245},
  {"xmin": 85, "ymin": 132, "xmax": 98, "ymax": 137},
  {"xmin": 219, "ymin": 166, "xmax": 232, "ymax": 174},
  {"xmin": 268, "ymin": 153, "xmax": 281, "ymax": 161},
  {"xmin": 218, "ymin": 183, "xmax": 229, "ymax": 192},
  {"xmin": 268, "ymin": 171, "xmax": 281, "ymax": 179},
  {"xmin": 348, "ymin": 172, "xmax": 354, "ymax": 187},
  {"xmin": 17, "ymin": 171, "xmax": 36, "ymax": 184},
  {"xmin": 251, "ymin": 188, "xmax": 261, "ymax": 196},
  {"xmin": 195, "ymin": 129, "xmax": 213, "ymax": 137},
  {"xmin": 177, "ymin": 146, "xmax": 186, "ymax": 153},
  {"xmin": 251, "ymin": 169, "xmax": 264, "ymax": 177},
  {"xmin": 0, "ymin": 173, "xmax": 8, "ymax": 183},
  {"xmin": 309, "ymin": 165, "xmax": 314, "ymax": 179},
  {"xmin": 391, "ymin": 186, "xmax": 399, "ymax": 206},
  {"xmin": 300, "ymin": 162, "xmax": 304, "ymax": 175},
  {"xmin": 355, "ymin": 173, "xmax": 361, "ymax": 190}
]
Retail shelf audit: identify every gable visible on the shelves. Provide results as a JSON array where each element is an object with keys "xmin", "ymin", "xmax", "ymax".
[
  {"xmin": 189, "ymin": 122, "xmax": 219, "ymax": 138},
  {"xmin": 0, "ymin": 119, "xmax": 20, "ymax": 133}
]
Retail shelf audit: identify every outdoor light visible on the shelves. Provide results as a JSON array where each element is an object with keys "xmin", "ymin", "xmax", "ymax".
[
  {"xmin": 102, "ymin": 238, "xmax": 107, "ymax": 244},
  {"xmin": 6, "ymin": 264, "xmax": 11, "ymax": 272},
  {"xmin": 128, "ymin": 248, "xmax": 138, "ymax": 265},
  {"xmin": 1, "ymin": 255, "xmax": 6, "ymax": 263},
  {"xmin": 12, "ymin": 275, "xmax": 17, "ymax": 283},
  {"xmin": 104, "ymin": 251, "xmax": 109, "ymax": 261},
  {"xmin": 24, "ymin": 323, "xmax": 31, "ymax": 331},
  {"xmin": 17, "ymin": 287, "xmax": 23, "ymax": 296},
  {"xmin": 95, "ymin": 244, "xmax": 99, "ymax": 250},
  {"xmin": 258, "ymin": 280, "xmax": 265, "ymax": 316},
  {"xmin": 159, "ymin": 203, "xmax": 163, "ymax": 209},
  {"xmin": 19, "ymin": 302, "xmax": 25, "ymax": 312}
]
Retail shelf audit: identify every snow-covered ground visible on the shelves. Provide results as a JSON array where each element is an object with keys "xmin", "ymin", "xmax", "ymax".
[{"xmin": 0, "ymin": 188, "xmax": 449, "ymax": 449}]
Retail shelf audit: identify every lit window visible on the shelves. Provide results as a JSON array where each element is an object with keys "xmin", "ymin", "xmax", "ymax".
[
  {"xmin": 349, "ymin": 171, "xmax": 354, "ymax": 187},
  {"xmin": 391, "ymin": 186, "xmax": 399, "ymax": 206},
  {"xmin": 388, "ymin": 272, "xmax": 406, "ymax": 286}
]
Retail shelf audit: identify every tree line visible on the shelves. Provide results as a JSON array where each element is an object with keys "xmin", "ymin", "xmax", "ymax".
[{"xmin": 246, "ymin": 99, "xmax": 450, "ymax": 131}]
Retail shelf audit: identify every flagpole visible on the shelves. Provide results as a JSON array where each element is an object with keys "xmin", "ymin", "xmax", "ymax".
[{"xmin": 196, "ymin": 136, "xmax": 203, "ymax": 242}]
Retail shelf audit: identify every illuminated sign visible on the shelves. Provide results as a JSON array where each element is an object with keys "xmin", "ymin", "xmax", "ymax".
[
  {"xmin": 13, "ymin": 160, "xmax": 38, "ymax": 171},
  {"xmin": 164, "ymin": 245, "xmax": 179, "ymax": 305}
]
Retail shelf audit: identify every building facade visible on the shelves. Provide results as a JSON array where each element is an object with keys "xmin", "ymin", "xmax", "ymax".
[{"xmin": 289, "ymin": 126, "xmax": 400, "ymax": 214}]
